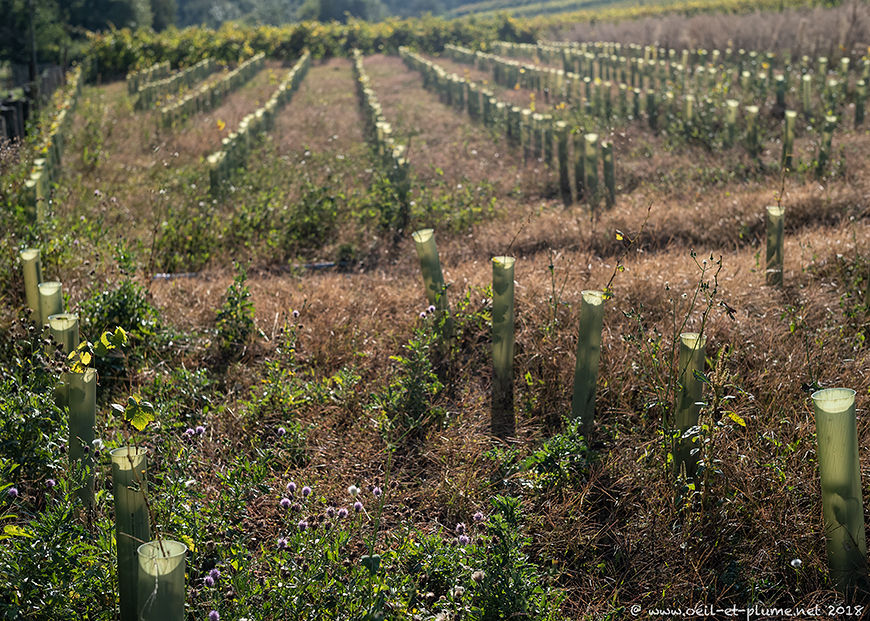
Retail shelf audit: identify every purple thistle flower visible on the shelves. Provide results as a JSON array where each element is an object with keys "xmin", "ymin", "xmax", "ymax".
[
  {"xmin": 204, "ymin": 575, "xmax": 215, "ymax": 588},
  {"xmin": 419, "ymin": 311, "xmax": 427, "ymax": 319},
  {"xmin": 301, "ymin": 485, "xmax": 311, "ymax": 498},
  {"xmin": 427, "ymin": 305, "xmax": 436, "ymax": 313},
  {"xmin": 353, "ymin": 501, "xmax": 363, "ymax": 513},
  {"xmin": 277, "ymin": 537, "xmax": 288, "ymax": 549},
  {"xmin": 7, "ymin": 487, "xmax": 18, "ymax": 499},
  {"xmin": 455, "ymin": 522, "xmax": 466, "ymax": 535},
  {"xmin": 277, "ymin": 426, "xmax": 286, "ymax": 436},
  {"xmin": 326, "ymin": 506, "xmax": 335, "ymax": 518},
  {"xmin": 46, "ymin": 479, "xmax": 56, "ymax": 489},
  {"xmin": 458, "ymin": 534, "xmax": 470, "ymax": 546},
  {"xmin": 473, "ymin": 511, "xmax": 485, "ymax": 523},
  {"xmin": 291, "ymin": 502, "xmax": 302, "ymax": 512},
  {"xmin": 297, "ymin": 519, "xmax": 308, "ymax": 531},
  {"xmin": 208, "ymin": 611, "xmax": 220, "ymax": 621},
  {"xmin": 372, "ymin": 486, "xmax": 382, "ymax": 498},
  {"xmin": 195, "ymin": 425, "xmax": 206, "ymax": 436},
  {"xmin": 292, "ymin": 309, "xmax": 300, "ymax": 319},
  {"xmin": 337, "ymin": 507, "xmax": 348, "ymax": 519},
  {"xmin": 287, "ymin": 481, "xmax": 297, "ymax": 494},
  {"xmin": 209, "ymin": 568, "xmax": 221, "ymax": 580},
  {"xmin": 280, "ymin": 498, "xmax": 292, "ymax": 509},
  {"xmin": 184, "ymin": 428, "xmax": 195, "ymax": 438}
]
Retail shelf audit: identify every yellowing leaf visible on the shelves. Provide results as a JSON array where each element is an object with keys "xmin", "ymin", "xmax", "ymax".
[
  {"xmin": 3, "ymin": 525, "xmax": 34, "ymax": 539},
  {"xmin": 727, "ymin": 411, "xmax": 746, "ymax": 427},
  {"xmin": 179, "ymin": 533, "xmax": 196, "ymax": 553}
]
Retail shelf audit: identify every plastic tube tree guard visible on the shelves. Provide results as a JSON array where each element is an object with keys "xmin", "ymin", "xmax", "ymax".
[
  {"xmin": 573, "ymin": 130, "xmax": 585, "ymax": 199},
  {"xmin": 137, "ymin": 540, "xmax": 187, "ymax": 621},
  {"xmin": 782, "ymin": 110, "xmax": 797, "ymax": 170},
  {"xmin": 725, "ymin": 99, "xmax": 739, "ymax": 147},
  {"xmin": 673, "ymin": 332, "xmax": 706, "ymax": 484},
  {"xmin": 602, "ymin": 141, "xmax": 615, "ymax": 208},
  {"xmin": 855, "ymin": 80, "xmax": 866, "ymax": 128},
  {"xmin": 68, "ymin": 367, "xmax": 96, "ymax": 506},
  {"xmin": 491, "ymin": 256, "xmax": 516, "ymax": 438},
  {"xmin": 48, "ymin": 313, "xmax": 80, "ymax": 354},
  {"xmin": 584, "ymin": 133, "xmax": 599, "ymax": 210},
  {"xmin": 412, "ymin": 229, "xmax": 452, "ymax": 339},
  {"xmin": 765, "ymin": 206, "xmax": 785, "ymax": 286},
  {"xmin": 812, "ymin": 388, "xmax": 868, "ymax": 597},
  {"xmin": 112, "ymin": 447, "xmax": 151, "ymax": 621},
  {"xmin": 20, "ymin": 248, "xmax": 42, "ymax": 323},
  {"xmin": 38, "ymin": 281, "xmax": 63, "ymax": 328},
  {"xmin": 571, "ymin": 290, "xmax": 606, "ymax": 434},
  {"xmin": 555, "ymin": 121, "xmax": 572, "ymax": 206},
  {"xmin": 744, "ymin": 105, "xmax": 760, "ymax": 158},
  {"xmin": 48, "ymin": 313, "xmax": 80, "ymax": 406},
  {"xmin": 817, "ymin": 115, "xmax": 837, "ymax": 177}
]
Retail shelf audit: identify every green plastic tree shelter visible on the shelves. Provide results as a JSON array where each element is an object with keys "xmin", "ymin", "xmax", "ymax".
[
  {"xmin": 765, "ymin": 206, "xmax": 785, "ymax": 287},
  {"xmin": 411, "ymin": 229, "xmax": 448, "ymax": 312},
  {"xmin": 491, "ymin": 256, "xmax": 516, "ymax": 438},
  {"xmin": 411, "ymin": 228, "xmax": 454, "ymax": 341},
  {"xmin": 48, "ymin": 313, "xmax": 80, "ymax": 354},
  {"xmin": 111, "ymin": 447, "xmax": 151, "ymax": 621},
  {"xmin": 48, "ymin": 313, "xmax": 80, "ymax": 407},
  {"xmin": 673, "ymin": 332, "xmax": 706, "ymax": 483},
  {"xmin": 571, "ymin": 290, "xmax": 606, "ymax": 434},
  {"xmin": 138, "ymin": 540, "xmax": 187, "ymax": 621},
  {"xmin": 602, "ymin": 141, "xmax": 615, "ymax": 208},
  {"xmin": 20, "ymin": 248, "xmax": 42, "ymax": 323},
  {"xmin": 68, "ymin": 367, "xmax": 96, "ymax": 506},
  {"xmin": 812, "ymin": 388, "xmax": 867, "ymax": 597},
  {"xmin": 556, "ymin": 121, "xmax": 572, "ymax": 206},
  {"xmin": 782, "ymin": 110, "xmax": 797, "ymax": 169},
  {"xmin": 38, "ymin": 281, "xmax": 63, "ymax": 328},
  {"xmin": 583, "ymin": 133, "xmax": 599, "ymax": 209}
]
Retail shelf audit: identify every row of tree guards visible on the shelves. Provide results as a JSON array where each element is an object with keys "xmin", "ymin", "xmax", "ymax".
[
  {"xmin": 19, "ymin": 248, "xmax": 186, "ymax": 620},
  {"xmin": 133, "ymin": 57, "xmax": 216, "ymax": 111},
  {"xmin": 445, "ymin": 43, "xmax": 851, "ymax": 176},
  {"xmin": 159, "ymin": 53, "xmax": 266, "ymax": 129},
  {"xmin": 399, "ymin": 47, "xmax": 616, "ymax": 209},
  {"xmin": 497, "ymin": 39, "xmax": 868, "ymax": 121},
  {"xmin": 411, "ymin": 224, "xmax": 866, "ymax": 597},
  {"xmin": 207, "ymin": 51, "xmax": 311, "ymax": 197},
  {"xmin": 22, "ymin": 65, "xmax": 83, "ymax": 223}
]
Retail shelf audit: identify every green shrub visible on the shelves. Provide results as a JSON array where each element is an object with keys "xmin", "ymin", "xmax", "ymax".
[
  {"xmin": 215, "ymin": 264, "xmax": 256, "ymax": 358},
  {"xmin": 370, "ymin": 319, "xmax": 444, "ymax": 446}
]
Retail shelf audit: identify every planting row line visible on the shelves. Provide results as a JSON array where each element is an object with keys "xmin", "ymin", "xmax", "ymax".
[
  {"xmin": 22, "ymin": 65, "xmax": 84, "ymax": 223},
  {"xmin": 158, "ymin": 53, "xmax": 265, "ymax": 129},
  {"xmin": 493, "ymin": 39, "xmax": 867, "ymax": 124},
  {"xmin": 18, "ymin": 246, "xmax": 172, "ymax": 621},
  {"xmin": 125, "ymin": 60, "xmax": 171, "ymax": 96},
  {"xmin": 401, "ymin": 48, "xmax": 615, "ymax": 209},
  {"xmin": 528, "ymin": 40, "xmax": 864, "ymax": 84},
  {"xmin": 351, "ymin": 50, "xmax": 412, "ymax": 231},
  {"xmin": 134, "ymin": 58, "xmax": 216, "ymax": 111},
  {"xmin": 442, "ymin": 44, "xmax": 845, "ymax": 170},
  {"xmin": 207, "ymin": 51, "xmax": 311, "ymax": 196}
]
